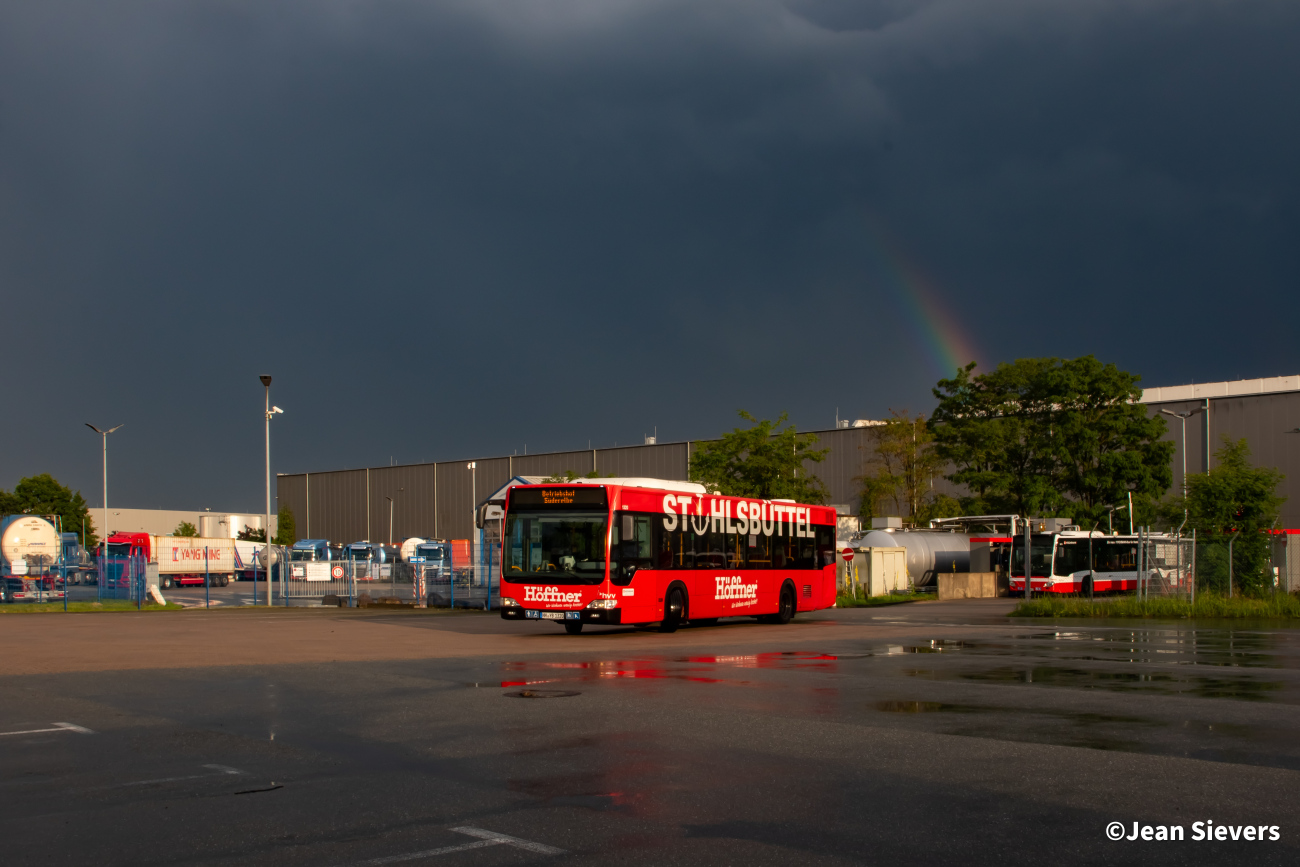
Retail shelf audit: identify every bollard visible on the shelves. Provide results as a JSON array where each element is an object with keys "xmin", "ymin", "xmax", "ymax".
[{"xmin": 205, "ymin": 546, "xmax": 210, "ymax": 609}]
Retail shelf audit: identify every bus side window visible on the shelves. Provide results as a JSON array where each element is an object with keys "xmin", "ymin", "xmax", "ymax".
[{"xmin": 816, "ymin": 525, "xmax": 835, "ymax": 568}]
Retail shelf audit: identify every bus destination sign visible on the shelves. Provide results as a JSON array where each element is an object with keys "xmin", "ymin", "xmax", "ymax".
[{"xmin": 510, "ymin": 486, "xmax": 608, "ymax": 509}]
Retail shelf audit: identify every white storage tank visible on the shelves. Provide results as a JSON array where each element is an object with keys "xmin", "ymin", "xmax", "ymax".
[
  {"xmin": 199, "ymin": 514, "xmax": 264, "ymax": 539},
  {"xmin": 400, "ymin": 537, "xmax": 428, "ymax": 562},
  {"xmin": 1, "ymin": 515, "xmax": 61, "ymax": 575},
  {"xmin": 857, "ymin": 529, "xmax": 971, "ymax": 587}
]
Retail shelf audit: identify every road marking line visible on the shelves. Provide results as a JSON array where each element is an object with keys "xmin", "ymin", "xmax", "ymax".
[
  {"xmin": 348, "ymin": 827, "xmax": 566, "ymax": 865},
  {"xmin": 0, "ymin": 722, "xmax": 95, "ymax": 737},
  {"xmin": 115, "ymin": 765, "xmax": 246, "ymax": 787},
  {"xmin": 450, "ymin": 827, "xmax": 566, "ymax": 855},
  {"xmin": 356, "ymin": 840, "xmax": 500, "ymax": 865},
  {"xmin": 54, "ymin": 722, "xmax": 95, "ymax": 734}
]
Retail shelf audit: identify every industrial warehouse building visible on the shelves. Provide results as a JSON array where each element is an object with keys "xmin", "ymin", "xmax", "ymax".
[{"xmin": 276, "ymin": 375, "xmax": 1300, "ymax": 544}]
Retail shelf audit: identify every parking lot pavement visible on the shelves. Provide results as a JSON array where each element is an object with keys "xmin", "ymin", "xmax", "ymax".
[{"xmin": 2, "ymin": 603, "xmax": 1298, "ymax": 866}]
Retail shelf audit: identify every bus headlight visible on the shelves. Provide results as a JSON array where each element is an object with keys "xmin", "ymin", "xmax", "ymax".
[
  {"xmin": 500, "ymin": 597, "xmax": 520, "ymax": 607},
  {"xmin": 585, "ymin": 599, "xmax": 617, "ymax": 610}
]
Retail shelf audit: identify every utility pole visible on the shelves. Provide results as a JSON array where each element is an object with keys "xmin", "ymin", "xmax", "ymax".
[{"xmin": 1023, "ymin": 515, "xmax": 1032, "ymax": 600}]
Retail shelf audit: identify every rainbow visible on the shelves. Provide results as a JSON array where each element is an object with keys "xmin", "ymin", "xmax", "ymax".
[{"xmin": 864, "ymin": 220, "xmax": 981, "ymax": 380}]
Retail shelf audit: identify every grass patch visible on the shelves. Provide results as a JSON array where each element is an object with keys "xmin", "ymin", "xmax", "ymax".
[
  {"xmin": 836, "ymin": 591, "xmax": 927, "ymax": 608},
  {"xmin": 0, "ymin": 600, "xmax": 185, "ymax": 613},
  {"xmin": 1011, "ymin": 592, "xmax": 1300, "ymax": 620}
]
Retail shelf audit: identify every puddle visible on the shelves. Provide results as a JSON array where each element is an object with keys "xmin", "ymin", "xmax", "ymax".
[
  {"xmin": 876, "ymin": 700, "xmax": 948, "ymax": 713},
  {"xmin": 905, "ymin": 665, "xmax": 1287, "ymax": 701},
  {"xmin": 497, "ymin": 651, "xmax": 843, "ymax": 688},
  {"xmin": 952, "ymin": 630, "xmax": 1298, "ymax": 670},
  {"xmin": 901, "ymin": 640, "xmax": 966, "ymax": 654}
]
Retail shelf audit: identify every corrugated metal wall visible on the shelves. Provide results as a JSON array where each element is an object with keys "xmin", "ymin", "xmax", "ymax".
[
  {"xmin": 275, "ymin": 430, "xmax": 881, "ymax": 545},
  {"xmin": 595, "ymin": 443, "xmax": 689, "ymax": 479},
  {"xmin": 277, "ymin": 391, "xmax": 1300, "ymax": 545},
  {"xmin": 1146, "ymin": 391, "xmax": 1300, "ymax": 528}
]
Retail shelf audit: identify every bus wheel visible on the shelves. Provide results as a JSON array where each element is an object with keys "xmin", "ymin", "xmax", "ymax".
[
  {"xmin": 161, "ymin": 576, "xmax": 172, "ymax": 589},
  {"xmin": 774, "ymin": 585, "xmax": 796, "ymax": 624},
  {"xmin": 564, "ymin": 621, "xmax": 584, "ymax": 635},
  {"xmin": 659, "ymin": 588, "xmax": 685, "ymax": 633}
]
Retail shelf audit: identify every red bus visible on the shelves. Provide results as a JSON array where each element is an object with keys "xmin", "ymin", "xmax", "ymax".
[{"xmin": 498, "ymin": 480, "xmax": 838, "ymax": 633}]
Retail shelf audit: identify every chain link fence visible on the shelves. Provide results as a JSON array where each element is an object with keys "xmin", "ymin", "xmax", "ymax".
[
  {"xmin": 1083, "ymin": 531, "xmax": 1298, "ymax": 600},
  {"xmin": 270, "ymin": 538, "xmax": 501, "ymax": 609}
]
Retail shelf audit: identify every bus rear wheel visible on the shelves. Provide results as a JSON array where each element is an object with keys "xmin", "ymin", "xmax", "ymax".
[
  {"xmin": 564, "ymin": 621, "xmax": 583, "ymax": 635},
  {"xmin": 763, "ymin": 585, "xmax": 796, "ymax": 624},
  {"xmin": 659, "ymin": 588, "xmax": 685, "ymax": 633}
]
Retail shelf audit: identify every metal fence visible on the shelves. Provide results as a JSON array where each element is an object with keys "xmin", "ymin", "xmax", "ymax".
[
  {"xmin": 98, "ymin": 554, "xmax": 147, "ymax": 603},
  {"xmin": 1137, "ymin": 533, "xmax": 1195, "ymax": 600},
  {"xmin": 1089, "ymin": 530, "xmax": 1298, "ymax": 601},
  {"xmin": 270, "ymin": 540, "xmax": 501, "ymax": 608}
]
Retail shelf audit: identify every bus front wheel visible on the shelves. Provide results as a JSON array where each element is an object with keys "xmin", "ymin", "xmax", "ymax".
[{"xmin": 659, "ymin": 588, "xmax": 686, "ymax": 633}]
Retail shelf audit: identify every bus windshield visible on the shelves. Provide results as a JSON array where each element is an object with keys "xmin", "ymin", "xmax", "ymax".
[
  {"xmin": 1010, "ymin": 535, "xmax": 1055, "ymax": 577},
  {"xmin": 505, "ymin": 510, "xmax": 608, "ymax": 585}
]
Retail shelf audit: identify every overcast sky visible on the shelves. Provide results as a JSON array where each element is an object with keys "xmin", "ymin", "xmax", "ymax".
[{"xmin": 2, "ymin": 0, "xmax": 1297, "ymax": 511}]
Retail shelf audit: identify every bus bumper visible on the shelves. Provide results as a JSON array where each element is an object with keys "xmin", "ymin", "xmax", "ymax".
[{"xmin": 501, "ymin": 607, "xmax": 623, "ymax": 625}]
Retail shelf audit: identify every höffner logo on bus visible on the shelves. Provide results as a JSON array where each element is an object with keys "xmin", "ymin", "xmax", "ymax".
[
  {"xmin": 524, "ymin": 586, "xmax": 583, "ymax": 605},
  {"xmin": 661, "ymin": 495, "xmax": 819, "ymax": 537},
  {"xmin": 714, "ymin": 576, "xmax": 758, "ymax": 602}
]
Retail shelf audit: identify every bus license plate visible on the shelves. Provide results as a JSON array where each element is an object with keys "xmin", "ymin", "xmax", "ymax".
[{"xmin": 526, "ymin": 610, "xmax": 574, "ymax": 620}]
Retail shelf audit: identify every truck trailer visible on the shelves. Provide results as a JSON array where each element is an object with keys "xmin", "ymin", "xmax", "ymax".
[{"xmin": 105, "ymin": 532, "xmax": 240, "ymax": 588}]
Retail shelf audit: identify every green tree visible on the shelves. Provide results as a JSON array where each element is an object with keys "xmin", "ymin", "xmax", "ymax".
[
  {"xmin": 856, "ymin": 411, "xmax": 947, "ymax": 522},
  {"xmin": 236, "ymin": 525, "xmax": 266, "ymax": 542},
  {"xmin": 931, "ymin": 357, "xmax": 1174, "ymax": 523},
  {"xmin": 1165, "ymin": 437, "xmax": 1284, "ymax": 596},
  {"xmin": 174, "ymin": 521, "xmax": 199, "ymax": 537},
  {"xmin": 690, "ymin": 411, "xmax": 829, "ymax": 503},
  {"xmin": 272, "ymin": 506, "xmax": 296, "ymax": 546},
  {"xmin": 0, "ymin": 474, "xmax": 98, "ymax": 550}
]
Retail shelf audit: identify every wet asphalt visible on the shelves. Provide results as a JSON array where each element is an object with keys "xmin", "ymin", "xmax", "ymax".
[{"xmin": 3, "ymin": 601, "xmax": 1299, "ymax": 866}]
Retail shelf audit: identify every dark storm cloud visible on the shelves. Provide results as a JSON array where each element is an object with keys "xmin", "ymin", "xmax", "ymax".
[{"xmin": 1, "ymin": 0, "xmax": 1297, "ymax": 509}]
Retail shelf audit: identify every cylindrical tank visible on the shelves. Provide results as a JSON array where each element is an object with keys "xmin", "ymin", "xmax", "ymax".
[
  {"xmin": 400, "ymin": 537, "xmax": 427, "ymax": 562},
  {"xmin": 199, "ymin": 514, "xmax": 264, "ymax": 539},
  {"xmin": 257, "ymin": 545, "xmax": 285, "ymax": 568},
  {"xmin": 2, "ymin": 516, "xmax": 61, "ymax": 572},
  {"xmin": 857, "ymin": 529, "xmax": 971, "ymax": 586}
]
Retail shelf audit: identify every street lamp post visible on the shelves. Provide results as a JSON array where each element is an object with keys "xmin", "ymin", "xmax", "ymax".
[
  {"xmin": 384, "ymin": 496, "xmax": 394, "ymax": 545},
  {"xmin": 84, "ymin": 423, "xmax": 123, "ymax": 554},
  {"xmin": 261, "ymin": 375, "xmax": 284, "ymax": 606},
  {"xmin": 1161, "ymin": 407, "xmax": 1204, "ymax": 519}
]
